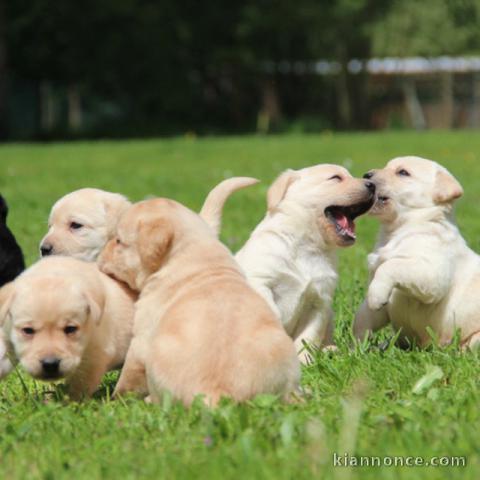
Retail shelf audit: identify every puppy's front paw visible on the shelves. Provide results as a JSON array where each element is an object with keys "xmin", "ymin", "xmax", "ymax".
[
  {"xmin": 0, "ymin": 342, "xmax": 13, "ymax": 380},
  {"xmin": 368, "ymin": 283, "xmax": 391, "ymax": 311},
  {"xmin": 0, "ymin": 357, "xmax": 13, "ymax": 380}
]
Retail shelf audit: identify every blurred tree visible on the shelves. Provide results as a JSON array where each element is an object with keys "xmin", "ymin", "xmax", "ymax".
[
  {"xmin": 8, "ymin": 0, "xmax": 478, "ymax": 138},
  {"xmin": 236, "ymin": 0, "xmax": 392, "ymax": 130},
  {"xmin": 372, "ymin": 0, "xmax": 480, "ymax": 129},
  {"xmin": 312, "ymin": 0, "xmax": 393, "ymax": 128},
  {"xmin": 5, "ymin": 0, "xmax": 395, "ymax": 136},
  {"xmin": 372, "ymin": 0, "xmax": 480, "ymax": 57},
  {"xmin": 235, "ymin": 0, "xmax": 321, "ymax": 130}
]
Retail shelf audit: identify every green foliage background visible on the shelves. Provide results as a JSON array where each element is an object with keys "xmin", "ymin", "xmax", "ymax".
[{"xmin": 6, "ymin": 0, "xmax": 480, "ymax": 138}]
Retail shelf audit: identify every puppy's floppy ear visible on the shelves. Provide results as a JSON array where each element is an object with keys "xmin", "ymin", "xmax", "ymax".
[
  {"xmin": 0, "ymin": 282, "xmax": 16, "ymax": 327},
  {"xmin": 267, "ymin": 170, "xmax": 298, "ymax": 211},
  {"xmin": 433, "ymin": 169, "xmax": 463, "ymax": 204},
  {"xmin": 138, "ymin": 219, "xmax": 174, "ymax": 272},
  {"xmin": 103, "ymin": 194, "xmax": 131, "ymax": 237},
  {"xmin": 84, "ymin": 285, "xmax": 105, "ymax": 325}
]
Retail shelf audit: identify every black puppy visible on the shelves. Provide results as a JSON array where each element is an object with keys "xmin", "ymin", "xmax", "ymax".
[{"xmin": 0, "ymin": 195, "xmax": 24, "ymax": 286}]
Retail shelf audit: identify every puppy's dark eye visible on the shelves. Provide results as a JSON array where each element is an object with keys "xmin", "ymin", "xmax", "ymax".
[
  {"xmin": 329, "ymin": 175, "xmax": 342, "ymax": 181},
  {"xmin": 70, "ymin": 222, "xmax": 83, "ymax": 230},
  {"xmin": 64, "ymin": 326, "xmax": 78, "ymax": 335},
  {"xmin": 115, "ymin": 238, "xmax": 121, "ymax": 245},
  {"xmin": 397, "ymin": 169, "xmax": 410, "ymax": 177},
  {"xmin": 22, "ymin": 327, "xmax": 35, "ymax": 336}
]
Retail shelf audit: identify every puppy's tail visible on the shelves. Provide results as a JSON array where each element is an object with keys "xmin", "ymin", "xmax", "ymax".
[{"xmin": 199, "ymin": 177, "xmax": 259, "ymax": 236}]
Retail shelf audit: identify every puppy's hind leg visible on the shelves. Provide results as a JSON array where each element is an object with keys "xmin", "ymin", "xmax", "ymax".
[
  {"xmin": 114, "ymin": 342, "xmax": 147, "ymax": 397},
  {"xmin": 293, "ymin": 310, "xmax": 333, "ymax": 364},
  {"xmin": 353, "ymin": 299, "xmax": 390, "ymax": 341},
  {"xmin": 462, "ymin": 331, "xmax": 480, "ymax": 351}
]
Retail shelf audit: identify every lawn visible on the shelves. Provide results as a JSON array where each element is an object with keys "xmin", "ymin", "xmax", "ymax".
[{"xmin": 1, "ymin": 130, "xmax": 480, "ymax": 479}]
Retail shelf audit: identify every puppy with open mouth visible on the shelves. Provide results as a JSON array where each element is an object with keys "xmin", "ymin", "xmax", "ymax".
[
  {"xmin": 235, "ymin": 164, "xmax": 375, "ymax": 362},
  {"xmin": 98, "ymin": 199, "xmax": 300, "ymax": 406},
  {"xmin": 354, "ymin": 156, "xmax": 480, "ymax": 349},
  {"xmin": 0, "ymin": 256, "xmax": 136, "ymax": 398},
  {"xmin": 39, "ymin": 177, "xmax": 258, "ymax": 261}
]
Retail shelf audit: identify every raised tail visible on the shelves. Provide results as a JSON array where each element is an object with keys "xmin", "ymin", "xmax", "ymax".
[{"xmin": 199, "ymin": 177, "xmax": 259, "ymax": 236}]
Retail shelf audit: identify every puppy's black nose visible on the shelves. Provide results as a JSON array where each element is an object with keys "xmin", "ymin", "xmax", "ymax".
[
  {"xmin": 364, "ymin": 181, "xmax": 376, "ymax": 193},
  {"xmin": 363, "ymin": 171, "xmax": 374, "ymax": 179},
  {"xmin": 40, "ymin": 244, "xmax": 53, "ymax": 256},
  {"xmin": 41, "ymin": 357, "xmax": 60, "ymax": 377}
]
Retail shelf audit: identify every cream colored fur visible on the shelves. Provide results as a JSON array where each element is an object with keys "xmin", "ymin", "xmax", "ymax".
[
  {"xmin": 0, "ymin": 256, "xmax": 136, "ymax": 398},
  {"xmin": 235, "ymin": 164, "xmax": 375, "ymax": 362},
  {"xmin": 40, "ymin": 178, "xmax": 258, "ymax": 261},
  {"xmin": 98, "ymin": 198, "xmax": 300, "ymax": 406},
  {"xmin": 353, "ymin": 156, "xmax": 480, "ymax": 348}
]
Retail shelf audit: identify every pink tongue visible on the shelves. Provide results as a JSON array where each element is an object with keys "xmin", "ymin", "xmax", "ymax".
[{"xmin": 333, "ymin": 212, "xmax": 355, "ymax": 235}]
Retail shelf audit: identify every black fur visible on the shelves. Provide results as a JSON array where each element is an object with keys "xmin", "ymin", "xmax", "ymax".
[{"xmin": 0, "ymin": 195, "xmax": 25, "ymax": 286}]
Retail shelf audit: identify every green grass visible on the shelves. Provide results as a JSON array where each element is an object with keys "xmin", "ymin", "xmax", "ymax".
[{"xmin": 1, "ymin": 130, "xmax": 480, "ymax": 479}]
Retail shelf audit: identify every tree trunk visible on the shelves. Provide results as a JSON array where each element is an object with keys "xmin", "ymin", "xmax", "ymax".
[
  {"xmin": 335, "ymin": 44, "xmax": 353, "ymax": 129},
  {"xmin": 0, "ymin": 0, "xmax": 8, "ymax": 140},
  {"xmin": 440, "ymin": 72, "xmax": 454, "ymax": 128},
  {"xmin": 257, "ymin": 78, "xmax": 281, "ymax": 134},
  {"xmin": 402, "ymin": 77, "xmax": 426, "ymax": 130},
  {"xmin": 472, "ymin": 73, "xmax": 480, "ymax": 128},
  {"xmin": 40, "ymin": 81, "xmax": 55, "ymax": 132},
  {"xmin": 67, "ymin": 84, "xmax": 82, "ymax": 132}
]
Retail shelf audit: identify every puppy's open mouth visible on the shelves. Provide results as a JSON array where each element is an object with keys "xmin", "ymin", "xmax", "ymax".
[{"xmin": 324, "ymin": 199, "xmax": 374, "ymax": 243}]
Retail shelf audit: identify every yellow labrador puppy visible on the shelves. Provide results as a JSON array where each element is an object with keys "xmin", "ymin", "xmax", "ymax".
[
  {"xmin": 235, "ymin": 165, "xmax": 376, "ymax": 362},
  {"xmin": 354, "ymin": 156, "xmax": 480, "ymax": 348},
  {"xmin": 40, "ymin": 177, "xmax": 258, "ymax": 261},
  {"xmin": 98, "ymin": 199, "xmax": 300, "ymax": 406},
  {"xmin": 40, "ymin": 189, "xmax": 130, "ymax": 261},
  {"xmin": 0, "ymin": 256, "xmax": 136, "ymax": 398}
]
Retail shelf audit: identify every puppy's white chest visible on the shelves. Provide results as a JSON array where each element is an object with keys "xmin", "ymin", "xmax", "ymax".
[
  {"xmin": 275, "ymin": 252, "xmax": 336, "ymax": 334},
  {"xmin": 298, "ymin": 253, "xmax": 336, "ymax": 290}
]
